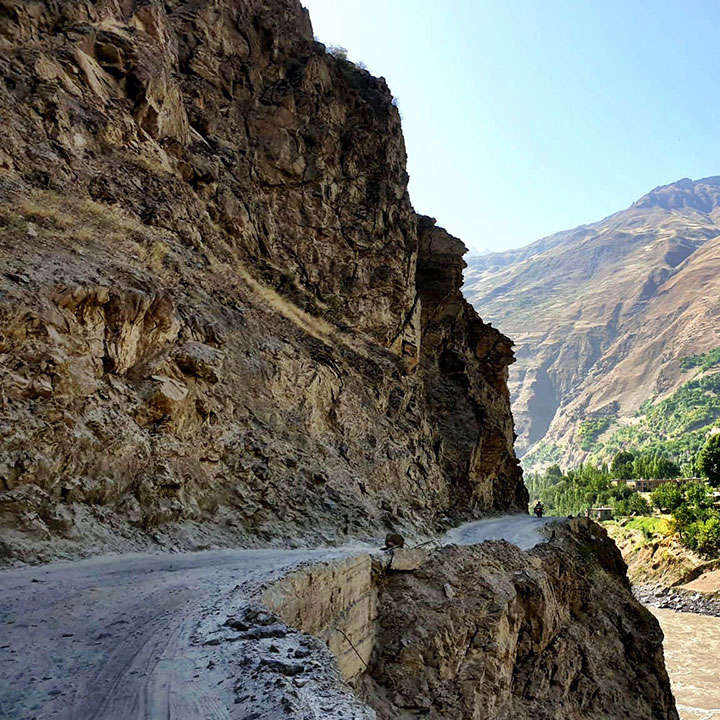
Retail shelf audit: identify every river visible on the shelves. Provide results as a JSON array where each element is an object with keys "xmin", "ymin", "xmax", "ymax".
[{"xmin": 650, "ymin": 607, "xmax": 720, "ymax": 720}]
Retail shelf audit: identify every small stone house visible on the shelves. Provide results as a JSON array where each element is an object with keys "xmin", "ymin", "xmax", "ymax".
[{"xmin": 587, "ymin": 507, "xmax": 613, "ymax": 521}]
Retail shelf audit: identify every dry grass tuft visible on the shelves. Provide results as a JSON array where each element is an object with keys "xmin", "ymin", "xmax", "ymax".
[{"xmin": 0, "ymin": 190, "xmax": 174, "ymax": 272}]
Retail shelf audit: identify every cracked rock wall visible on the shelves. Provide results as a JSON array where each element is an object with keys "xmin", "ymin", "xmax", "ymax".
[
  {"xmin": 257, "ymin": 519, "xmax": 678, "ymax": 720},
  {"xmin": 359, "ymin": 519, "xmax": 678, "ymax": 720},
  {"xmin": 0, "ymin": 0, "xmax": 525, "ymax": 562},
  {"xmin": 262, "ymin": 554, "xmax": 377, "ymax": 682}
]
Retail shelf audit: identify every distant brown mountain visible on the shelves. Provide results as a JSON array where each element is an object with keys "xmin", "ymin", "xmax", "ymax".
[{"xmin": 464, "ymin": 177, "xmax": 720, "ymax": 469}]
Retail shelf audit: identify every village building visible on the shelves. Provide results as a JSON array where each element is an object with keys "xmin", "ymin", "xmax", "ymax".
[
  {"xmin": 587, "ymin": 507, "xmax": 613, "ymax": 521},
  {"xmin": 631, "ymin": 478, "xmax": 686, "ymax": 492}
]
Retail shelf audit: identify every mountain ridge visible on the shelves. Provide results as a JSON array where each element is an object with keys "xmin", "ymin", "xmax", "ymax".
[
  {"xmin": 467, "ymin": 175, "xmax": 720, "ymax": 274},
  {"xmin": 464, "ymin": 176, "xmax": 720, "ymax": 469}
]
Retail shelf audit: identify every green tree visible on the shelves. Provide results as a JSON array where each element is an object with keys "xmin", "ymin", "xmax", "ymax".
[
  {"xmin": 612, "ymin": 483, "xmax": 634, "ymax": 501},
  {"xmin": 696, "ymin": 516, "xmax": 720, "ymax": 555},
  {"xmin": 674, "ymin": 504, "xmax": 699, "ymax": 537},
  {"xmin": 686, "ymin": 482, "xmax": 714, "ymax": 511},
  {"xmin": 654, "ymin": 456, "xmax": 681, "ymax": 478},
  {"xmin": 615, "ymin": 491, "xmax": 651, "ymax": 516},
  {"xmin": 697, "ymin": 434, "xmax": 720, "ymax": 487},
  {"xmin": 633, "ymin": 454, "xmax": 652, "ymax": 478},
  {"xmin": 673, "ymin": 482, "xmax": 717, "ymax": 550},
  {"xmin": 611, "ymin": 450, "xmax": 635, "ymax": 478},
  {"xmin": 628, "ymin": 492, "xmax": 651, "ymax": 515},
  {"xmin": 650, "ymin": 482, "xmax": 685, "ymax": 512}
]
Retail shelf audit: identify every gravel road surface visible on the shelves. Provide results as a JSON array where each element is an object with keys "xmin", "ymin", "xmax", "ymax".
[{"xmin": 0, "ymin": 514, "xmax": 554, "ymax": 720}]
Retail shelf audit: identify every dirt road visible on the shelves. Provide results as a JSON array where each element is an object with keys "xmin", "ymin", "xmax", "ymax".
[{"xmin": 0, "ymin": 514, "xmax": 553, "ymax": 720}]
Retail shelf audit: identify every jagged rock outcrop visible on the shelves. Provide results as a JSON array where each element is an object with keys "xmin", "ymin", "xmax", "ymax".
[
  {"xmin": 360, "ymin": 519, "xmax": 677, "ymax": 720},
  {"xmin": 0, "ymin": 0, "xmax": 525, "ymax": 562},
  {"xmin": 417, "ymin": 217, "xmax": 525, "ymax": 511},
  {"xmin": 256, "ymin": 519, "xmax": 678, "ymax": 719}
]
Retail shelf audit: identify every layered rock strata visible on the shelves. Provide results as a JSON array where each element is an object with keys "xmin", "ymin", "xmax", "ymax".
[
  {"xmin": 464, "ymin": 177, "xmax": 720, "ymax": 466},
  {"xmin": 0, "ymin": 0, "xmax": 524, "ymax": 562}
]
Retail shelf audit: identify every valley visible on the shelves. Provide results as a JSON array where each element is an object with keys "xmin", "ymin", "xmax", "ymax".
[{"xmin": 464, "ymin": 177, "xmax": 720, "ymax": 471}]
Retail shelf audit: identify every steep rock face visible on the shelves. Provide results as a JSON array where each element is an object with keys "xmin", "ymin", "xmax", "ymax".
[
  {"xmin": 360, "ymin": 519, "xmax": 678, "ymax": 720},
  {"xmin": 256, "ymin": 519, "xmax": 678, "ymax": 719},
  {"xmin": 0, "ymin": 0, "xmax": 524, "ymax": 561},
  {"xmin": 417, "ymin": 218, "xmax": 525, "ymax": 512},
  {"xmin": 464, "ymin": 177, "xmax": 720, "ymax": 467},
  {"xmin": 0, "ymin": 7, "xmax": 680, "ymax": 719}
]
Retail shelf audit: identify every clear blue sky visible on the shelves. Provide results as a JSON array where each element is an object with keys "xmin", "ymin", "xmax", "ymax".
[{"xmin": 302, "ymin": 0, "xmax": 720, "ymax": 253}]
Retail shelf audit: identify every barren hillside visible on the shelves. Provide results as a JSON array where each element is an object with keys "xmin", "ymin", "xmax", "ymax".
[{"xmin": 464, "ymin": 177, "xmax": 720, "ymax": 468}]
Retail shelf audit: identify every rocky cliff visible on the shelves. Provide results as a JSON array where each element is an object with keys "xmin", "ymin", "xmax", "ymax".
[
  {"xmin": 250, "ymin": 518, "xmax": 679, "ymax": 720},
  {"xmin": 0, "ymin": 4, "xmax": 682, "ymax": 720},
  {"xmin": 0, "ymin": 0, "xmax": 525, "ymax": 563},
  {"xmin": 360, "ymin": 520, "xmax": 676, "ymax": 720},
  {"xmin": 464, "ymin": 177, "xmax": 720, "ymax": 469}
]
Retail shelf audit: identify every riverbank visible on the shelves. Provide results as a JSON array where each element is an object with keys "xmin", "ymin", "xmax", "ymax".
[
  {"xmin": 605, "ymin": 519, "xmax": 720, "ymax": 616},
  {"xmin": 605, "ymin": 518, "xmax": 706, "ymax": 585},
  {"xmin": 636, "ymin": 585, "xmax": 720, "ymax": 617}
]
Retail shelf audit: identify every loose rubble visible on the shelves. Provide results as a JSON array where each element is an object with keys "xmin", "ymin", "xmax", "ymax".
[{"xmin": 634, "ymin": 584, "xmax": 720, "ymax": 617}]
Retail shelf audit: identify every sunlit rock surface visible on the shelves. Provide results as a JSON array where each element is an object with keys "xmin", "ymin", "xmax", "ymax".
[{"xmin": 0, "ymin": 0, "xmax": 524, "ymax": 562}]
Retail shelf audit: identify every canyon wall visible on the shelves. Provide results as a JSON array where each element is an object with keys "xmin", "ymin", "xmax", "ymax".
[
  {"xmin": 0, "ymin": 0, "xmax": 524, "ymax": 562},
  {"xmin": 0, "ymin": 4, "xmax": 681, "ymax": 719}
]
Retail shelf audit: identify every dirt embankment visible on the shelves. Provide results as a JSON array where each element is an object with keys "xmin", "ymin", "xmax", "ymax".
[{"xmin": 605, "ymin": 521, "xmax": 720, "ymax": 615}]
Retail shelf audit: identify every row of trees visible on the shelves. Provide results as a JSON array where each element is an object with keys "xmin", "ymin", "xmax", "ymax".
[
  {"xmin": 528, "ymin": 433, "xmax": 720, "ymax": 515},
  {"xmin": 697, "ymin": 434, "xmax": 720, "ymax": 486},
  {"xmin": 608, "ymin": 434, "xmax": 720, "ymax": 485},
  {"xmin": 526, "ymin": 462, "xmax": 651, "ymax": 517},
  {"xmin": 528, "ymin": 465, "xmax": 719, "ymax": 555},
  {"xmin": 609, "ymin": 450, "xmax": 679, "ymax": 479},
  {"xmin": 526, "ymin": 436, "xmax": 720, "ymax": 557}
]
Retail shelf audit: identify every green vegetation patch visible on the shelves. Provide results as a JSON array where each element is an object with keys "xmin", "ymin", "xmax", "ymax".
[
  {"xmin": 522, "ymin": 442, "xmax": 562, "ymax": 468},
  {"xmin": 651, "ymin": 481, "xmax": 720, "ymax": 556},
  {"xmin": 578, "ymin": 417, "xmax": 614, "ymax": 450},
  {"xmin": 623, "ymin": 516, "xmax": 671, "ymax": 537},
  {"xmin": 680, "ymin": 346, "xmax": 720, "ymax": 372},
  {"xmin": 584, "ymin": 371, "xmax": 720, "ymax": 468},
  {"xmin": 528, "ymin": 465, "xmax": 719, "ymax": 557}
]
